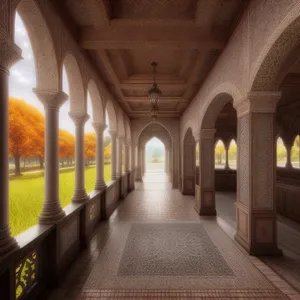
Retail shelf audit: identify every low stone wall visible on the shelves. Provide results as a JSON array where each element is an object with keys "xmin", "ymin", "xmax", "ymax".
[
  {"xmin": 0, "ymin": 179, "xmax": 134, "ymax": 300},
  {"xmin": 215, "ymin": 168, "xmax": 300, "ymax": 224}
]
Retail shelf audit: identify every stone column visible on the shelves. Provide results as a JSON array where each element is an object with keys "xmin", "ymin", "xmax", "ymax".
[
  {"xmin": 284, "ymin": 142, "xmax": 293, "ymax": 169},
  {"xmin": 69, "ymin": 114, "xmax": 90, "ymax": 202},
  {"xmin": 93, "ymin": 123, "xmax": 107, "ymax": 190},
  {"xmin": 35, "ymin": 90, "xmax": 68, "ymax": 224},
  {"xmin": 117, "ymin": 136, "xmax": 124, "ymax": 178},
  {"xmin": 109, "ymin": 130, "xmax": 117, "ymax": 180},
  {"xmin": 165, "ymin": 150, "xmax": 168, "ymax": 173},
  {"xmin": 130, "ymin": 144, "xmax": 136, "ymax": 188},
  {"xmin": 141, "ymin": 147, "xmax": 145, "ymax": 175},
  {"xmin": 195, "ymin": 129, "xmax": 216, "ymax": 216},
  {"xmin": 234, "ymin": 92, "xmax": 282, "ymax": 256},
  {"xmin": 0, "ymin": 40, "xmax": 21, "ymax": 256},
  {"xmin": 124, "ymin": 141, "xmax": 130, "ymax": 174},
  {"xmin": 225, "ymin": 143, "xmax": 230, "ymax": 170},
  {"xmin": 136, "ymin": 147, "xmax": 142, "ymax": 181},
  {"xmin": 166, "ymin": 150, "xmax": 169, "ymax": 174}
]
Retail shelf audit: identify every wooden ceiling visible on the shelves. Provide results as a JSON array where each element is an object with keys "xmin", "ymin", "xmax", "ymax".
[{"xmin": 54, "ymin": 0, "xmax": 248, "ymax": 119}]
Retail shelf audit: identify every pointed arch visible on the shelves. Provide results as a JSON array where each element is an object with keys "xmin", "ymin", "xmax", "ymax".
[
  {"xmin": 87, "ymin": 79, "xmax": 104, "ymax": 123},
  {"xmin": 105, "ymin": 99, "xmax": 117, "ymax": 131},
  {"xmin": 62, "ymin": 53, "xmax": 86, "ymax": 116},
  {"xmin": 215, "ymin": 139, "xmax": 226, "ymax": 169},
  {"xmin": 15, "ymin": 0, "xmax": 60, "ymax": 91}
]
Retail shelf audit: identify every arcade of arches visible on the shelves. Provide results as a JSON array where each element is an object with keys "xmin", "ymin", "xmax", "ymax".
[{"xmin": 2, "ymin": 1, "xmax": 300, "ymax": 299}]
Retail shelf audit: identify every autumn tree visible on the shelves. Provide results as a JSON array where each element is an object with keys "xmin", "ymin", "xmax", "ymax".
[
  {"xmin": 84, "ymin": 132, "xmax": 96, "ymax": 165},
  {"xmin": 215, "ymin": 140, "xmax": 226, "ymax": 165},
  {"xmin": 9, "ymin": 97, "xmax": 44, "ymax": 175},
  {"xmin": 104, "ymin": 144, "xmax": 111, "ymax": 162},
  {"xmin": 59, "ymin": 130, "xmax": 75, "ymax": 166}
]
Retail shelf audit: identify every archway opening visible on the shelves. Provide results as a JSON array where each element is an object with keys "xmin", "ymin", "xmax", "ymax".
[
  {"xmin": 9, "ymin": 11, "xmax": 45, "ymax": 236},
  {"xmin": 182, "ymin": 128, "xmax": 196, "ymax": 195},
  {"xmin": 228, "ymin": 139, "xmax": 237, "ymax": 169},
  {"xmin": 277, "ymin": 137, "xmax": 287, "ymax": 167},
  {"xmin": 104, "ymin": 110, "xmax": 112, "ymax": 182},
  {"xmin": 145, "ymin": 138, "xmax": 165, "ymax": 173},
  {"xmin": 214, "ymin": 140, "xmax": 226, "ymax": 169}
]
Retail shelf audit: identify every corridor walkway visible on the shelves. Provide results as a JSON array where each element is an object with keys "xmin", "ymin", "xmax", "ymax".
[
  {"xmin": 45, "ymin": 174, "xmax": 298, "ymax": 299},
  {"xmin": 216, "ymin": 192, "xmax": 300, "ymax": 294}
]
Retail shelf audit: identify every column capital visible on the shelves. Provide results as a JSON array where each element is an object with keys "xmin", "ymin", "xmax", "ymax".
[
  {"xmin": 234, "ymin": 91, "xmax": 281, "ymax": 118},
  {"xmin": 34, "ymin": 90, "xmax": 68, "ymax": 110},
  {"xmin": 69, "ymin": 113, "xmax": 90, "ymax": 127},
  {"xmin": 193, "ymin": 131, "xmax": 200, "ymax": 142},
  {"xmin": 125, "ymin": 139, "xmax": 131, "ymax": 146},
  {"xmin": 92, "ymin": 123, "xmax": 107, "ymax": 133},
  {"xmin": 109, "ymin": 129, "xmax": 118, "ymax": 138},
  {"xmin": 200, "ymin": 129, "xmax": 216, "ymax": 140},
  {"xmin": 0, "ymin": 37, "xmax": 22, "ymax": 72},
  {"xmin": 118, "ymin": 135, "xmax": 125, "ymax": 143}
]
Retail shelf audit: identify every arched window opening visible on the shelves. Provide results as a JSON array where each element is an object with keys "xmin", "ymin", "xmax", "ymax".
[
  {"xmin": 291, "ymin": 136, "xmax": 300, "ymax": 168},
  {"xmin": 84, "ymin": 94, "xmax": 96, "ymax": 193},
  {"xmin": 104, "ymin": 110, "xmax": 112, "ymax": 182},
  {"xmin": 215, "ymin": 140, "xmax": 226, "ymax": 169},
  {"xmin": 195, "ymin": 142, "xmax": 200, "ymax": 184},
  {"xmin": 277, "ymin": 137, "xmax": 287, "ymax": 167},
  {"xmin": 228, "ymin": 140, "xmax": 237, "ymax": 169},
  {"xmin": 9, "ymin": 12, "xmax": 44, "ymax": 236},
  {"xmin": 145, "ymin": 138, "xmax": 165, "ymax": 173},
  {"xmin": 58, "ymin": 66, "xmax": 75, "ymax": 207},
  {"xmin": 122, "ymin": 143, "xmax": 125, "ymax": 174}
]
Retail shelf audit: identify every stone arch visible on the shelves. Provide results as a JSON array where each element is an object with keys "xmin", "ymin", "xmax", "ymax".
[
  {"xmin": 201, "ymin": 92, "xmax": 235, "ymax": 130},
  {"xmin": 250, "ymin": 3, "xmax": 300, "ymax": 91},
  {"xmin": 15, "ymin": 0, "xmax": 60, "ymax": 91},
  {"xmin": 124, "ymin": 116, "xmax": 131, "ymax": 142},
  {"xmin": 182, "ymin": 127, "xmax": 196, "ymax": 195},
  {"xmin": 105, "ymin": 99, "xmax": 117, "ymax": 131},
  {"xmin": 62, "ymin": 53, "xmax": 86, "ymax": 117},
  {"xmin": 87, "ymin": 79, "xmax": 104, "ymax": 123},
  {"xmin": 138, "ymin": 123, "xmax": 172, "ymax": 150},
  {"xmin": 117, "ymin": 109, "xmax": 126, "ymax": 138},
  {"xmin": 199, "ymin": 83, "xmax": 241, "ymax": 129}
]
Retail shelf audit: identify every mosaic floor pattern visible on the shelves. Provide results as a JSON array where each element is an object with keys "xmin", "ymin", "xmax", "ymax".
[{"xmin": 44, "ymin": 173, "xmax": 299, "ymax": 299}]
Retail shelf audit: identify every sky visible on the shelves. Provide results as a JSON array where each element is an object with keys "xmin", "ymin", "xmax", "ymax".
[
  {"xmin": 146, "ymin": 137, "xmax": 165, "ymax": 149},
  {"xmin": 9, "ymin": 13, "xmax": 108, "ymax": 136}
]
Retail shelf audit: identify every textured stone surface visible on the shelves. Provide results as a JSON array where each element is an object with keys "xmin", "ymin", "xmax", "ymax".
[{"xmin": 118, "ymin": 223, "xmax": 234, "ymax": 277}]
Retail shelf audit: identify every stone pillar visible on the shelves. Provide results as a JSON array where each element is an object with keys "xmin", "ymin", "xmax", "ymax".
[
  {"xmin": 69, "ymin": 114, "xmax": 90, "ymax": 202},
  {"xmin": 284, "ymin": 141, "xmax": 293, "ymax": 169},
  {"xmin": 35, "ymin": 90, "xmax": 68, "ymax": 224},
  {"xmin": 93, "ymin": 123, "xmax": 107, "ymax": 190},
  {"xmin": 165, "ymin": 150, "xmax": 169, "ymax": 174},
  {"xmin": 130, "ymin": 144, "xmax": 136, "ymax": 188},
  {"xmin": 136, "ymin": 147, "xmax": 142, "ymax": 181},
  {"xmin": 141, "ymin": 147, "xmax": 145, "ymax": 175},
  {"xmin": 117, "ymin": 136, "xmax": 124, "ymax": 177},
  {"xmin": 234, "ymin": 92, "xmax": 282, "ymax": 256},
  {"xmin": 124, "ymin": 140, "xmax": 130, "ymax": 173},
  {"xmin": 225, "ymin": 143, "xmax": 230, "ymax": 170},
  {"xmin": 109, "ymin": 130, "xmax": 117, "ymax": 180},
  {"xmin": 195, "ymin": 129, "xmax": 216, "ymax": 216},
  {"xmin": 0, "ymin": 40, "xmax": 21, "ymax": 256}
]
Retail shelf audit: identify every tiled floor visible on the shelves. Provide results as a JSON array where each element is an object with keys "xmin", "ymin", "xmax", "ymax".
[
  {"xmin": 44, "ymin": 173, "xmax": 300, "ymax": 299},
  {"xmin": 215, "ymin": 192, "xmax": 300, "ymax": 294}
]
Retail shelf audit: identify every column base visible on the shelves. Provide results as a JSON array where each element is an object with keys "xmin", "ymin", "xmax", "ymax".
[
  {"xmin": 39, "ymin": 201, "xmax": 66, "ymax": 225},
  {"xmin": 199, "ymin": 207, "xmax": 216, "ymax": 216},
  {"xmin": 95, "ymin": 180, "xmax": 107, "ymax": 191},
  {"xmin": 72, "ymin": 189, "xmax": 90, "ymax": 203},
  {"xmin": 0, "ymin": 226, "xmax": 19, "ymax": 258},
  {"xmin": 235, "ymin": 232, "xmax": 283, "ymax": 256}
]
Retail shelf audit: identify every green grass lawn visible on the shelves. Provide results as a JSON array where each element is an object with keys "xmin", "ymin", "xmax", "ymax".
[{"xmin": 9, "ymin": 164, "xmax": 111, "ymax": 236}]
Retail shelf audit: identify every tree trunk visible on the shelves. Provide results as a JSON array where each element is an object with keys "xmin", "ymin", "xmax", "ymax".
[
  {"xmin": 39, "ymin": 156, "xmax": 44, "ymax": 169},
  {"xmin": 15, "ymin": 155, "xmax": 21, "ymax": 176}
]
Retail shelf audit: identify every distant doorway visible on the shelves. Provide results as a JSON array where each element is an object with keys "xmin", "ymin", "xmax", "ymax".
[{"xmin": 145, "ymin": 138, "xmax": 165, "ymax": 173}]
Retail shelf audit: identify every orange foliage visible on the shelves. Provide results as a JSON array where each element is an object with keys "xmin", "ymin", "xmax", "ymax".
[
  {"xmin": 84, "ymin": 132, "xmax": 96, "ymax": 159},
  {"xmin": 59, "ymin": 129, "xmax": 75, "ymax": 158},
  {"xmin": 104, "ymin": 143, "xmax": 111, "ymax": 161},
  {"xmin": 9, "ymin": 97, "xmax": 44, "ymax": 159}
]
